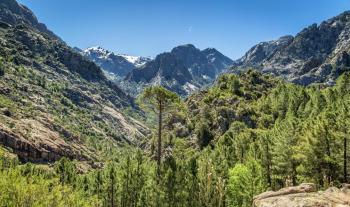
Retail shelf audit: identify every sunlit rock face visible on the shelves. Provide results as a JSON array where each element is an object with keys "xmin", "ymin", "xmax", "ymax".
[{"xmin": 253, "ymin": 183, "xmax": 350, "ymax": 207}]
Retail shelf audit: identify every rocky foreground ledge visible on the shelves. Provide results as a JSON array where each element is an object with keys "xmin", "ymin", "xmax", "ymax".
[{"xmin": 253, "ymin": 183, "xmax": 350, "ymax": 207}]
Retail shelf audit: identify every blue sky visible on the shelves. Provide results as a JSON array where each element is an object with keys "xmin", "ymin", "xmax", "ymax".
[{"xmin": 18, "ymin": 0, "xmax": 350, "ymax": 59}]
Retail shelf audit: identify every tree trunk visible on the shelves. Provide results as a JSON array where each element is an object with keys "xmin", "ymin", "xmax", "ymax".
[
  {"xmin": 111, "ymin": 179, "xmax": 115, "ymax": 207},
  {"xmin": 344, "ymin": 135, "xmax": 348, "ymax": 183},
  {"xmin": 157, "ymin": 102, "xmax": 162, "ymax": 177},
  {"xmin": 266, "ymin": 141, "xmax": 272, "ymax": 188},
  {"xmin": 292, "ymin": 162, "xmax": 297, "ymax": 186},
  {"xmin": 325, "ymin": 128, "xmax": 332, "ymax": 184}
]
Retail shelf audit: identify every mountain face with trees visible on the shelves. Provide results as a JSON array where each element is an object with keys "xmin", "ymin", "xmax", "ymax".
[
  {"xmin": 0, "ymin": 0, "xmax": 350, "ymax": 206},
  {"xmin": 183, "ymin": 70, "xmax": 350, "ymax": 188},
  {"xmin": 0, "ymin": 0, "xmax": 149, "ymax": 164},
  {"xmin": 233, "ymin": 11, "xmax": 350, "ymax": 86}
]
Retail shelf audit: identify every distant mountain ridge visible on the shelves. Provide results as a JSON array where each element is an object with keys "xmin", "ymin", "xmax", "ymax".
[
  {"xmin": 82, "ymin": 44, "xmax": 233, "ymax": 96},
  {"xmin": 125, "ymin": 44, "xmax": 234, "ymax": 96},
  {"xmin": 81, "ymin": 46, "xmax": 151, "ymax": 77},
  {"xmin": 233, "ymin": 11, "xmax": 350, "ymax": 86}
]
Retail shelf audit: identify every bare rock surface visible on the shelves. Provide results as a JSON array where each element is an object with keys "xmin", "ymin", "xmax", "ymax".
[{"xmin": 254, "ymin": 183, "xmax": 350, "ymax": 207}]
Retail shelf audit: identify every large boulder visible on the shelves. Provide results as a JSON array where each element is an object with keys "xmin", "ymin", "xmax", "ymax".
[{"xmin": 254, "ymin": 183, "xmax": 350, "ymax": 207}]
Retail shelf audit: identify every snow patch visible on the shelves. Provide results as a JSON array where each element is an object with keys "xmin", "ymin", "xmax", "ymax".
[
  {"xmin": 202, "ymin": 75, "xmax": 210, "ymax": 80},
  {"xmin": 119, "ymin": 55, "xmax": 151, "ymax": 67},
  {"xmin": 183, "ymin": 82, "xmax": 198, "ymax": 93},
  {"xmin": 119, "ymin": 55, "xmax": 139, "ymax": 64}
]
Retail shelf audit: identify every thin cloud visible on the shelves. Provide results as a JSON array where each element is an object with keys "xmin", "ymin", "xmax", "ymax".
[{"xmin": 188, "ymin": 26, "xmax": 193, "ymax": 33}]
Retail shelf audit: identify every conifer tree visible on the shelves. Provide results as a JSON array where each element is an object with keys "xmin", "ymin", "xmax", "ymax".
[
  {"xmin": 138, "ymin": 86, "xmax": 180, "ymax": 177},
  {"xmin": 108, "ymin": 165, "xmax": 117, "ymax": 207},
  {"xmin": 271, "ymin": 119, "xmax": 299, "ymax": 188}
]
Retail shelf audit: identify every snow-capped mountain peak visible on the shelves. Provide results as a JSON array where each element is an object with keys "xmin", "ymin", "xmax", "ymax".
[
  {"xmin": 83, "ymin": 46, "xmax": 151, "ymax": 67},
  {"xmin": 81, "ymin": 46, "xmax": 152, "ymax": 77}
]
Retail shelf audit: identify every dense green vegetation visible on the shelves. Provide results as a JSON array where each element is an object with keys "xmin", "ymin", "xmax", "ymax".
[
  {"xmin": 1, "ymin": 70, "xmax": 350, "ymax": 206},
  {"xmin": 0, "ymin": 147, "xmax": 99, "ymax": 206}
]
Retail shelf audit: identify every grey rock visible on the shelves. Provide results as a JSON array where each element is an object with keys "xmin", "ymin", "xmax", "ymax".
[{"xmin": 254, "ymin": 183, "xmax": 350, "ymax": 207}]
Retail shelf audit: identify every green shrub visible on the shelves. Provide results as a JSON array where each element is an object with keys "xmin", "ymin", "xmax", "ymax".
[
  {"xmin": 227, "ymin": 159, "xmax": 266, "ymax": 207},
  {"xmin": 196, "ymin": 121, "xmax": 214, "ymax": 149}
]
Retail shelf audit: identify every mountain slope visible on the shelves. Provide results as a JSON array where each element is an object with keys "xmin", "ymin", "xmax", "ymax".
[
  {"xmin": 125, "ymin": 44, "xmax": 234, "ymax": 96},
  {"xmin": 0, "ymin": 0, "xmax": 149, "ymax": 163},
  {"xmin": 233, "ymin": 11, "xmax": 350, "ymax": 85}
]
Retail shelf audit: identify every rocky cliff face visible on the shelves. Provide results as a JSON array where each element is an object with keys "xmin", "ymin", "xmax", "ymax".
[
  {"xmin": 233, "ymin": 11, "xmax": 350, "ymax": 86},
  {"xmin": 202, "ymin": 47, "xmax": 235, "ymax": 75},
  {"xmin": 125, "ymin": 44, "xmax": 234, "ymax": 96},
  {"xmin": 0, "ymin": 0, "xmax": 59, "ymax": 39},
  {"xmin": 125, "ymin": 52, "xmax": 194, "ymax": 96},
  {"xmin": 0, "ymin": 0, "xmax": 149, "ymax": 163},
  {"xmin": 254, "ymin": 183, "xmax": 350, "ymax": 207}
]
